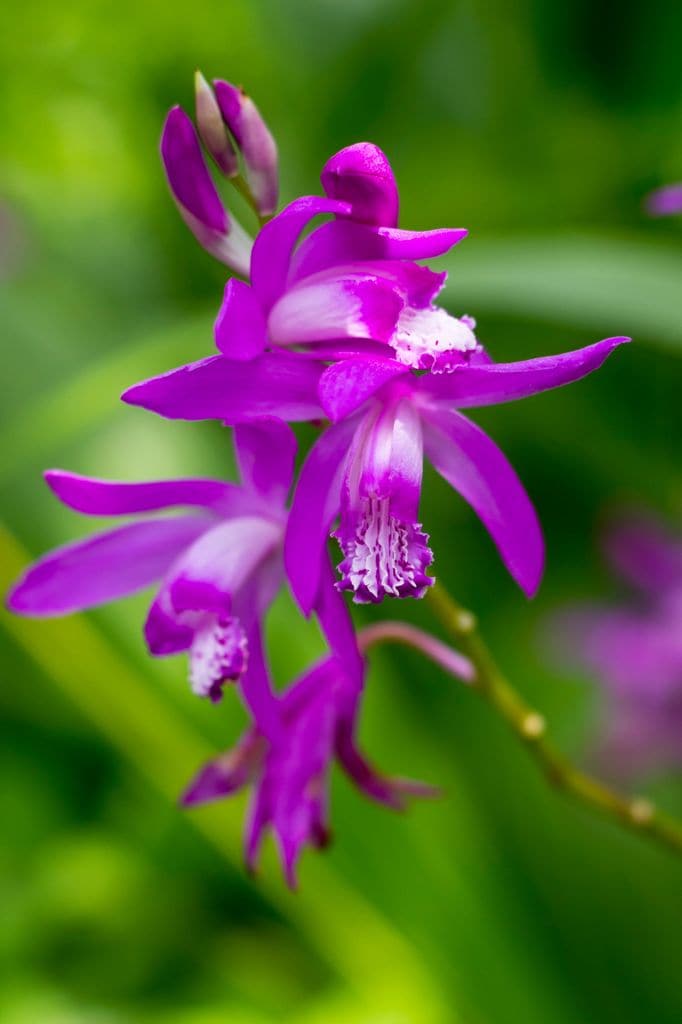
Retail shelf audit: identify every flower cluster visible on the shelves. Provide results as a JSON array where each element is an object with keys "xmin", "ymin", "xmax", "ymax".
[
  {"xmin": 549, "ymin": 514, "xmax": 682, "ymax": 779},
  {"xmin": 7, "ymin": 73, "xmax": 629, "ymax": 884}
]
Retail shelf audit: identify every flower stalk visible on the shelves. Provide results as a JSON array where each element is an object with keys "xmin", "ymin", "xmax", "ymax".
[{"xmin": 424, "ymin": 585, "xmax": 682, "ymax": 857}]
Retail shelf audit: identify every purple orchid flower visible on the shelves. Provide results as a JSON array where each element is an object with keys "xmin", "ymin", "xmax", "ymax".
[
  {"xmin": 135, "ymin": 140, "xmax": 474, "ymax": 387},
  {"xmin": 7, "ymin": 421, "xmax": 298, "ymax": 725},
  {"xmin": 182, "ymin": 640, "xmax": 439, "ymax": 887},
  {"xmin": 550, "ymin": 514, "xmax": 682, "ymax": 778},
  {"xmin": 282, "ymin": 340, "xmax": 630, "ymax": 607},
  {"xmin": 645, "ymin": 183, "xmax": 682, "ymax": 217}
]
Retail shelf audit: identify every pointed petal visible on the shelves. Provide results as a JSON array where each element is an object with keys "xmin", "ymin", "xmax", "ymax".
[
  {"xmin": 7, "ymin": 516, "xmax": 209, "ymax": 617},
  {"xmin": 122, "ymin": 353, "xmax": 325, "ymax": 424},
  {"xmin": 268, "ymin": 273, "xmax": 403, "ymax": 347},
  {"xmin": 284, "ymin": 415, "xmax": 361, "ymax": 614},
  {"xmin": 234, "ymin": 418, "xmax": 297, "ymax": 505},
  {"xmin": 250, "ymin": 196, "xmax": 352, "ymax": 311},
  {"xmin": 318, "ymin": 356, "xmax": 409, "ymax": 422},
  {"xmin": 290, "ymin": 220, "xmax": 468, "ymax": 281},
  {"xmin": 422, "ymin": 408, "xmax": 544, "ymax": 596},
  {"xmin": 181, "ymin": 727, "xmax": 264, "ymax": 806},
  {"xmin": 214, "ymin": 278, "xmax": 268, "ymax": 360},
  {"xmin": 419, "ymin": 336, "xmax": 631, "ymax": 407},
  {"xmin": 44, "ymin": 469, "xmax": 254, "ymax": 517},
  {"xmin": 320, "ymin": 142, "xmax": 399, "ymax": 226}
]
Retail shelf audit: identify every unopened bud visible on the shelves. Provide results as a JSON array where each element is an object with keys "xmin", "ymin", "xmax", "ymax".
[
  {"xmin": 160, "ymin": 106, "xmax": 252, "ymax": 275},
  {"xmin": 194, "ymin": 70, "xmax": 239, "ymax": 178},
  {"xmin": 213, "ymin": 80, "xmax": 279, "ymax": 216}
]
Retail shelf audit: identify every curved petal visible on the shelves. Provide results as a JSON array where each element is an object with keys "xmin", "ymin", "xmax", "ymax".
[
  {"xmin": 234, "ymin": 418, "xmax": 297, "ymax": 505},
  {"xmin": 418, "ymin": 336, "xmax": 631, "ymax": 408},
  {"xmin": 290, "ymin": 220, "xmax": 468, "ymax": 282},
  {"xmin": 320, "ymin": 143, "xmax": 399, "ymax": 226},
  {"xmin": 268, "ymin": 273, "xmax": 403, "ymax": 347},
  {"xmin": 318, "ymin": 356, "xmax": 409, "ymax": 422},
  {"xmin": 44, "ymin": 469, "xmax": 253, "ymax": 517},
  {"xmin": 250, "ymin": 195, "xmax": 351, "ymax": 311},
  {"xmin": 422, "ymin": 408, "xmax": 544, "ymax": 597},
  {"xmin": 122, "ymin": 353, "xmax": 325, "ymax": 424},
  {"xmin": 214, "ymin": 278, "xmax": 268, "ymax": 361},
  {"xmin": 7, "ymin": 516, "xmax": 210, "ymax": 617},
  {"xmin": 284, "ymin": 414, "xmax": 362, "ymax": 614}
]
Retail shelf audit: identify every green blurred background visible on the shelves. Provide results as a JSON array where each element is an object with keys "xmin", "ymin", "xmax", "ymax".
[{"xmin": 1, "ymin": 1, "xmax": 682, "ymax": 1021}]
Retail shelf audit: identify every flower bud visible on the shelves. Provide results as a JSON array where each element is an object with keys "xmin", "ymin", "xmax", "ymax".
[
  {"xmin": 194, "ymin": 70, "xmax": 239, "ymax": 178},
  {"xmin": 213, "ymin": 80, "xmax": 279, "ymax": 217},
  {"xmin": 160, "ymin": 106, "xmax": 252, "ymax": 275}
]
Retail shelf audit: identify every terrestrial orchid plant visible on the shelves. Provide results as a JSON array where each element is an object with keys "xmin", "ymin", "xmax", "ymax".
[{"xmin": 8, "ymin": 73, "xmax": 682, "ymax": 885}]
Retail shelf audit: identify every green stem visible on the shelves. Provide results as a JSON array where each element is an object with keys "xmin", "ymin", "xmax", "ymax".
[
  {"xmin": 426, "ymin": 586, "xmax": 682, "ymax": 857},
  {"xmin": 230, "ymin": 172, "xmax": 272, "ymax": 227}
]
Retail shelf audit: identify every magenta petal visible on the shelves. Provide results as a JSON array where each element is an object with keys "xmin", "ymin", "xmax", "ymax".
[
  {"xmin": 422, "ymin": 407, "xmax": 544, "ymax": 596},
  {"xmin": 234, "ymin": 418, "xmax": 297, "ymax": 505},
  {"xmin": 44, "ymin": 469, "xmax": 253, "ymax": 517},
  {"xmin": 290, "ymin": 220, "xmax": 468, "ymax": 281},
  {"xmin": 320, "ymin": 142, "xmax": 399, "ymax": 227},
  {"xmin": 419, "ymin": 336, "xmax": 631, "ymax": 408},
  {"xmin": 250, "ymin": 195, "xmax": 352, "ymax": 311},
  {"xmin": 318, "ymin": 356, "xmax": 408, "ymax": 422},
  {"xmin": 161, "ymin": 106, "xmax": 227, "ymax": 234},
  {"xmin": 315, "ymin": 556, "xmax": 364, "ymax": 684},
  {"xmin": 285, "ymin": 415, "xmax": 361, "ymax": 614},
  {"xmin": 7, "ymin": 516, "xmax": 210, "ymax": 616},
  {"xmin": 268, "ymin": 273, "xmax": 404, "ymax": 347},
  {"xmin": 237, "ymin": 625, "xmax": 282, "ymax": 742},
  {"xmin": 182, "ymin": 727, "xmax": 265, "ymax": 806},
  {"xmin": 214, "ymin": 279, "xmax": 267, "ymax": 360},
  {"xmin": 122, "ymin": 353, "xmax": 325, "ymax": 424}
]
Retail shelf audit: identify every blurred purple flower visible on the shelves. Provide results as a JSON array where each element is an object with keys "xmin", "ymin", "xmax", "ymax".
[
  {"xmin": 7, "ymin": 421, "xmax": 297, "ymax": 723},
  {"xmin": 183, "ymin": 643, "xmax": 437, "ymax": 887},
  {"xmin": 645, "ymin": 183, "xmax": 682, "ymax": 217},
  {"xmin": 551, "ymin": 514, "xmax": 682, "ymax": 778}
]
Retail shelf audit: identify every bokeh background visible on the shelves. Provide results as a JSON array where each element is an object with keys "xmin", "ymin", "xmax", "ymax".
[{"xmin": 2, "ymin": 1, "xmax": 682, "ymax": 1021}]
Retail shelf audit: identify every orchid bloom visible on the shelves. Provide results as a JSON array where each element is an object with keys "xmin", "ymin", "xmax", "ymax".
[
  {"xmin": 182, "ymin": 644, "xmax": 437, "ymax": 887},
  {"xmin": 7, "ymin": 421, "xmax": 296, "ymax": 720},
  {"xmin": 125, "ymin": 334, "xmax": 628, "ymax": 606},
  {"xmin": 550, "ymin": 514, "xmax": 682, "ymax": 777}
]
